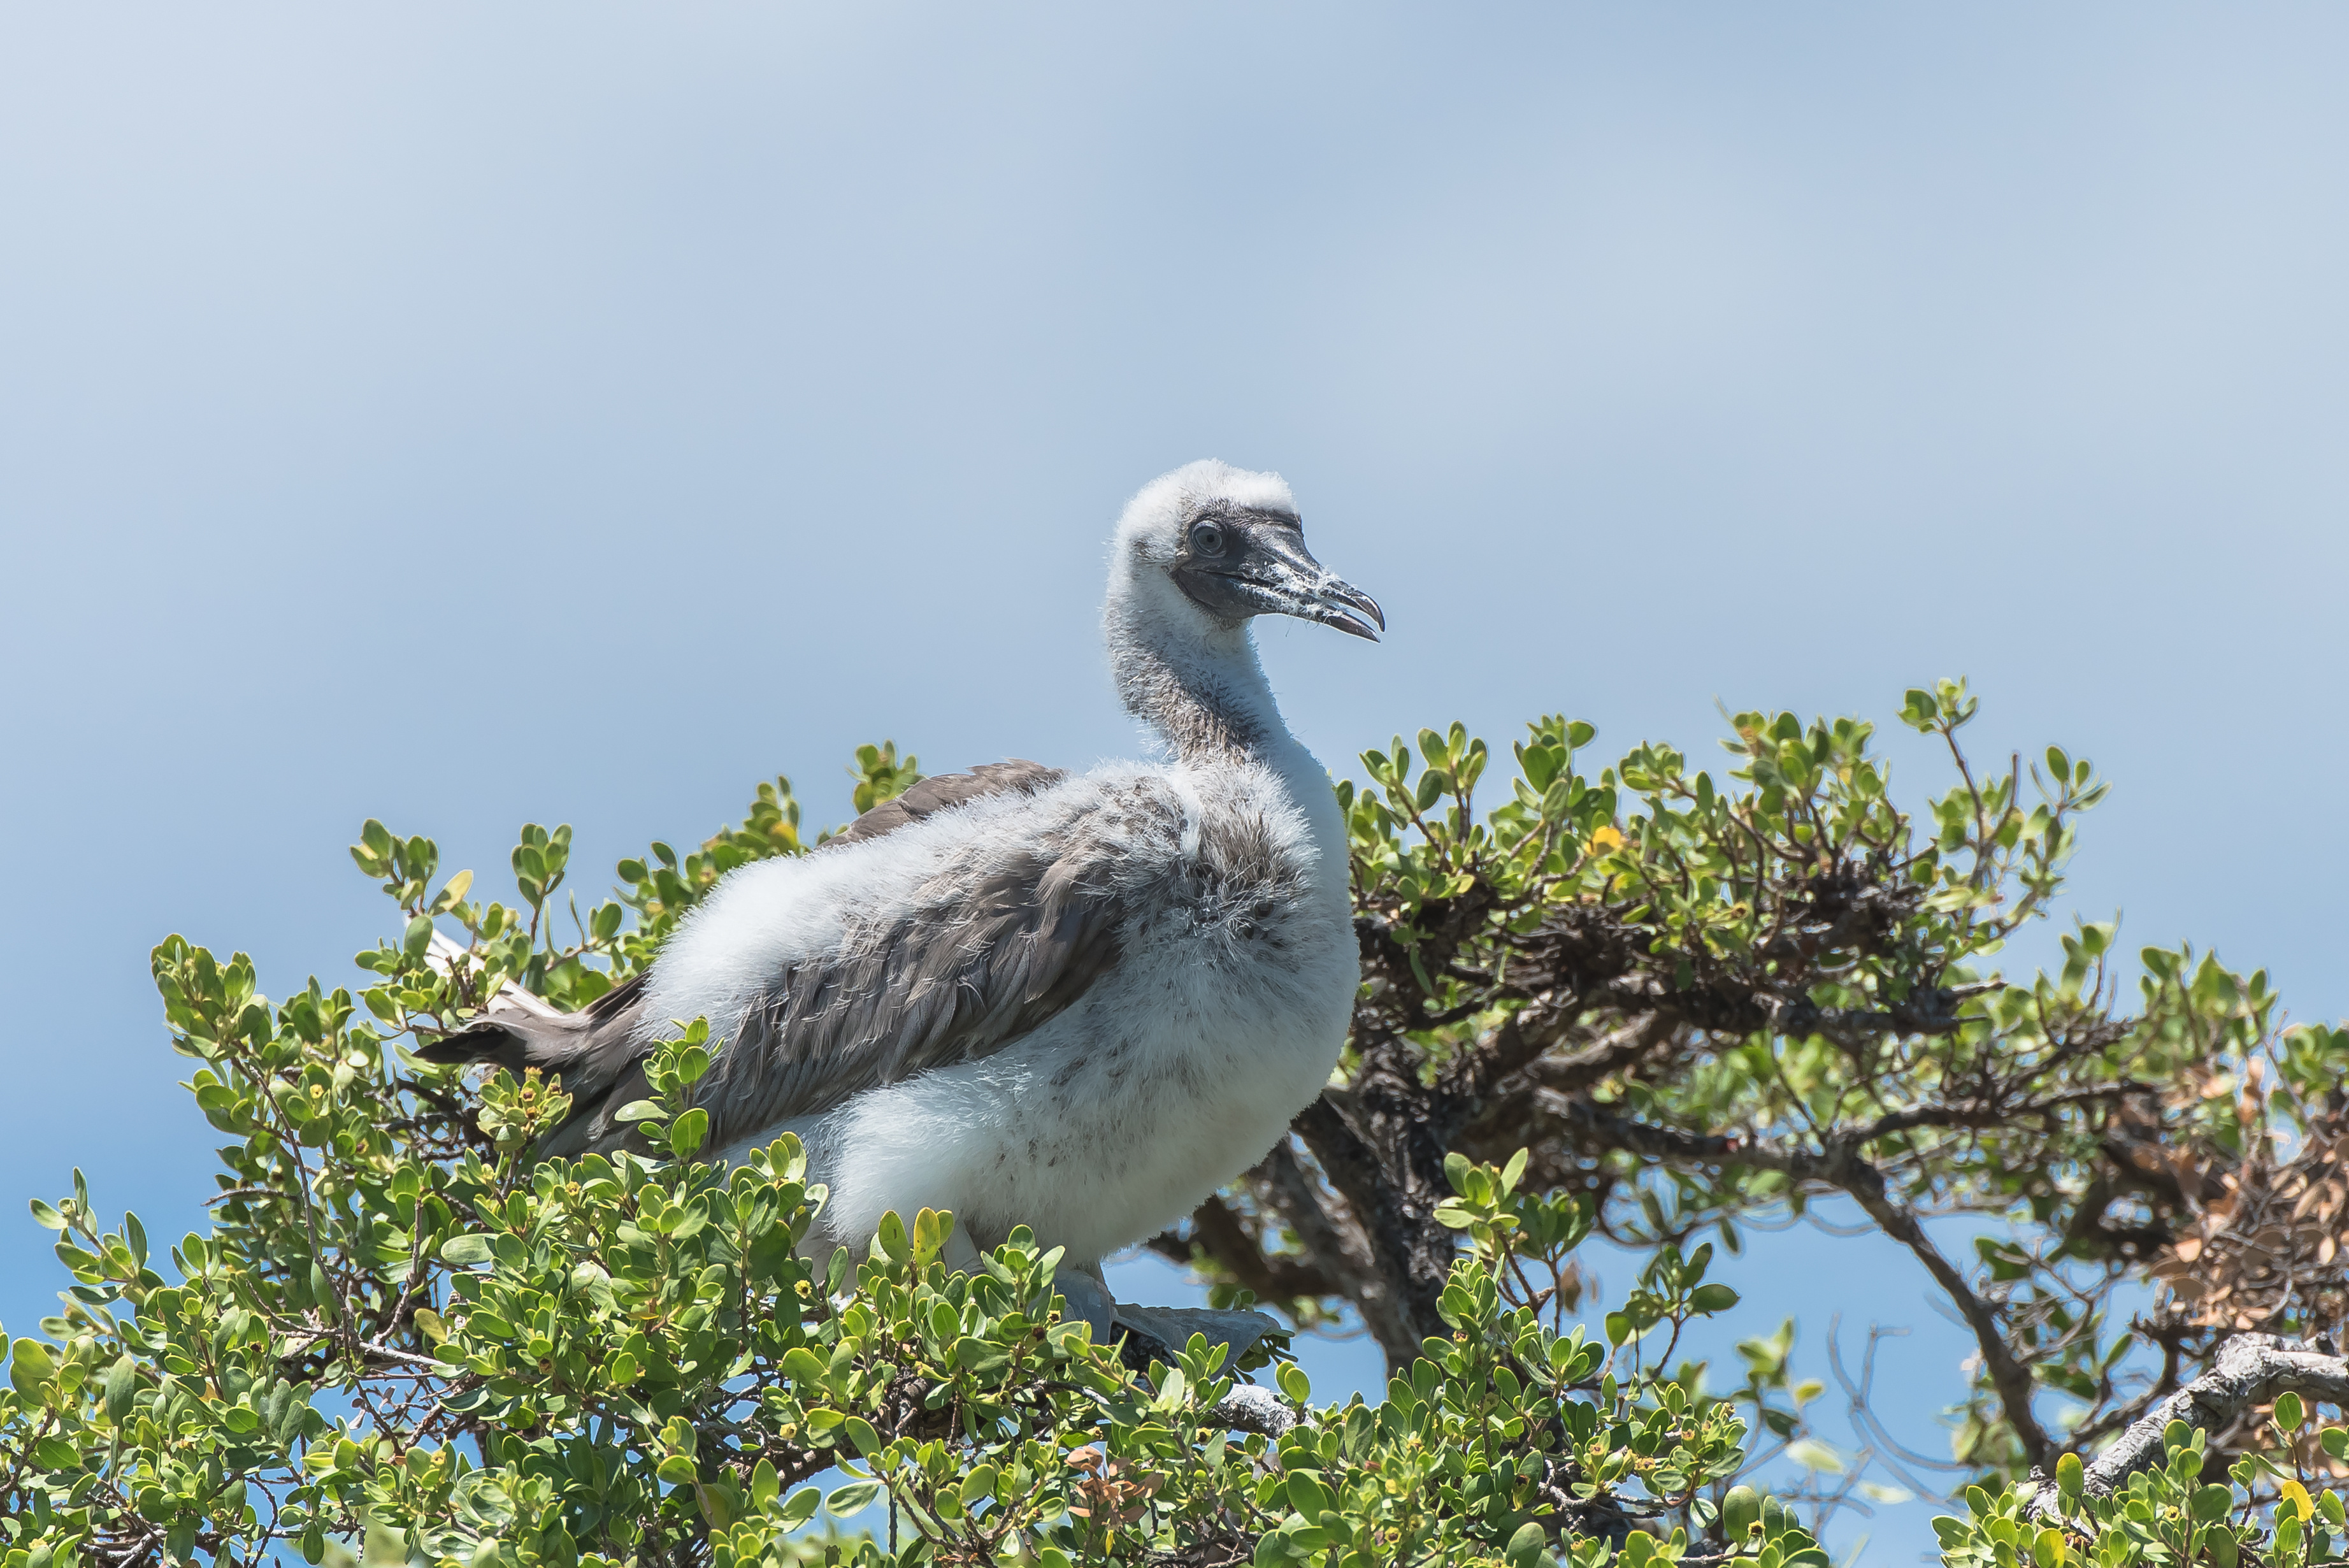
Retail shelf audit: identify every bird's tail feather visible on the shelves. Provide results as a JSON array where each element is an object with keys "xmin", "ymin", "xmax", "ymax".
[
  {"xmin": 410, "ymin": 931, "xmax": 656, "ymax": 1157},
  {"xmin": 412, "ymin": 1016, "xmax": 547, "ymax": 1072}
]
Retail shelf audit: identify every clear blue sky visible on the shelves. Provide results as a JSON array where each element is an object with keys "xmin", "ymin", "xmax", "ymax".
[{"xmin": 6, "ymin": 7, "xmax": 2347, "ymax": 1562}]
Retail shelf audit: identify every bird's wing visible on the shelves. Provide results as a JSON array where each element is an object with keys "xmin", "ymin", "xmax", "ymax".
[
  {"xmin": 693, "ymin": 777, "xmax": 1166, "ymax": 1153},
  {"xmin": 836, "ymin": 759, "xmax": 1067, "ymax": 844},
  {"xmin": 418, "ymin": 763, "xmax": 1164, "ymax": 1160}
]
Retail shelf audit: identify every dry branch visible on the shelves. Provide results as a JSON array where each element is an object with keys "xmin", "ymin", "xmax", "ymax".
[{"xmin": 2029, "ymin": 1334, "xmax": 2349, "ymax": 1521}]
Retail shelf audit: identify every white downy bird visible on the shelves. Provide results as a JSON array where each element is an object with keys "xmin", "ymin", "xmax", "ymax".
[{"xmin": 422, "ymin": 460, "xmax": 1381, "ymax": 1339}]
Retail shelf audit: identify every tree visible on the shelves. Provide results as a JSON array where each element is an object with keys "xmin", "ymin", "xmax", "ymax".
[{"xmin": 8, "ymin": 687, "xmax": 2349, "ymax": 1567}]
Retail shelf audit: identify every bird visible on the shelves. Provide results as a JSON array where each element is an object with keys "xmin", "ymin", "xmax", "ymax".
[{"xmin": 419, "ymin": 460, "xmax": 1381, "ymax": 1335}]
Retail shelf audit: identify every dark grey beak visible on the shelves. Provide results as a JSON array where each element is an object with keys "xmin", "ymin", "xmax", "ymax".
[
  {"xmin": 1240, "ymin": 531, "xmax": 1385, "ymax": 642},
  {"xmin": 1308, "ymin": 575, "xmax": 1386, "ymax": 641}
]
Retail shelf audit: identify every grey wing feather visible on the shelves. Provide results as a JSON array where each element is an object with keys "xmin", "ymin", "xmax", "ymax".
[
  {"xmin": 418, "ymin": 759, "xmax": 1144, "ymax": 1161},
  {"xmin": 694, "ymin": 800, "xmax": 1142, "ymax": 1151},
  {"xmin": 835, "ymin": 759, "xmax": 1065, "ymax": 844}
]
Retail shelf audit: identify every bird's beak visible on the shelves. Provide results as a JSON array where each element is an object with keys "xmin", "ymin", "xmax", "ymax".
[
  {"xmin": 1246, "ymin": 531, "xmax": 1386, "ymax": 642},
  {"xmin": 1307, "ymin": 573, "xmax": 1386, "ymax": 641}
]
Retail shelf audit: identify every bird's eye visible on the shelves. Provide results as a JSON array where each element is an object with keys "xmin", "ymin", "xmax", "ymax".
[{"xmin": 1188, "ymin": 521, "xmax": 1228, "ymax": 557}]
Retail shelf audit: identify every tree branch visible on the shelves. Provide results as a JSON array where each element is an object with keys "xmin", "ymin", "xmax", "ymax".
[
  {"xmin": 1293, "ymin": 1090, "xmax": 1450, "ymax": 1367},
  {"xmin": 1154, "ymin": 1193, "xmax": 1346, "ymax": 1305},
  {"xmin": 1258, "ymin": 1143, "xmax": 1415, "ymax": 1355},
  {"xmin": 1209, "ymin": 1384, "xmax": 1300, "ymax": 1440},
  {"xmin": 2027, "ymin": 1334, "xmax": 2349, "ymax": 1521},
  {"xmin": 1526, "ymin": 1090, "xmax": 2057, "ymax": 1467},
  {"xmin": 1832, "ymin": 1149, "xmax": 2055, "ymax": 1470}
]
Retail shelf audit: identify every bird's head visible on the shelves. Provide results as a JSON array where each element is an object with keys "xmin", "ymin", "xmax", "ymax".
[{"xmin": 1110, "ymin": 459, "xmax": 1384, "ymax": 644}]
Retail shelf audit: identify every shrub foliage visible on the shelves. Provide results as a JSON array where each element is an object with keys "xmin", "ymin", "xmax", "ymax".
[{"xmin": 8, "ymin": 690, "xmax": 2349, "ymax": 1566}]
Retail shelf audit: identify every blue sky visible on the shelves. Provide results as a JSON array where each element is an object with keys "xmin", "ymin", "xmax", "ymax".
[{"xmin": 6, "ymin": 6, "xmax": 2348, "ymax": 1561}]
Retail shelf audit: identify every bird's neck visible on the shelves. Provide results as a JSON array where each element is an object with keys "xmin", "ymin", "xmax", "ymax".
[
  {"xmin": 1112, "ymin": 630, "xmax": 1288, "ymax": 766},
  {"xmin": 1105, "ymin": 585, "xmax": 1349, "ymax": 902},
  {"xmin": 1106, "ymin": 600, "xmax": 1293, "ymax": 769}
]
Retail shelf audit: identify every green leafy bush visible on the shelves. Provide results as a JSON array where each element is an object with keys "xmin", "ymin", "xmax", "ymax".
[
  {"xmin": 2, "ymin": 1028, "xmax": 1772, "ymax": 1565},
  {"xmin": 8, "ymin": 696, "xmax": 2349, "ymax": 1566}
]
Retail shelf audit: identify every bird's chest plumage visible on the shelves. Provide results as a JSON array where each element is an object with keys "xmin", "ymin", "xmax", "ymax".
[
  {"xmin": 1111, "ymin": 774, "xmax": 1356, "ymax": 1088},
  {"xmin": 803, "ymin": 763, "xmax": 1360, "ymax": 1262}
]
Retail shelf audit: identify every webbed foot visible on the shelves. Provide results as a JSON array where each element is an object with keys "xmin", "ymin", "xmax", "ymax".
[{"xmin": 1052, "ymin": 1261, "xmax": 1119, "ymax": 1344}]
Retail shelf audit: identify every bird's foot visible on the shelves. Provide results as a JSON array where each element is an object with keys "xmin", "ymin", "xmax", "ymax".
[
  {"xmin": 1108, "ymin": 1304, "xmax": 1284, "ymax": 1372},
  {"xmin": 1048, "ymin": 1262, "xmax": 1286, "ymax": 1370},
  {"xmin": 1049, "ymin": 1269, "xmax": 1275, "ymax": 1369},
  {"xmin": 1052, "ymin": 1262, "xmax": 1121, "ymax": 1345}
]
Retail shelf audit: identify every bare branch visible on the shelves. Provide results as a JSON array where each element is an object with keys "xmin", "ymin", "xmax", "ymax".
[
  {"xmin": 1528, "ymin": 1091, "xmax": 2057, "ymax": 1467},
  {"xmin": 2028, "ymin": 1334, "xmax": 2349, "ymax": 1520},
  {"xmin": 1209, "ymin": 1385, "xmax": 1299, "ymax": 1440}
]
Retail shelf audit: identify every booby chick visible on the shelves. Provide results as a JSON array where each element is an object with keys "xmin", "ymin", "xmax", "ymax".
[{"xmin": 421, "ymin": 460, "xmax": 1380, "ymax": 1334}]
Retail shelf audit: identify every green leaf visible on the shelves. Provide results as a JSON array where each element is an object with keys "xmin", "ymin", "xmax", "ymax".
[
  {"xmin": 104, "ymin": 1353, "xmax": 139, "ymax": 1421},
  {"xmin": 2190, "ymin": 1484, "xmax": 2234, "ymax": 1522},
  {"xmin": 669, "ymin": 1108, "xmax": 709, "ymax": 1159},
  {"xmin": 826, "ymin": 1479, "xmax": 882, "ymax": 1516},
  {"xmin": 777, "ymin": 1485, "xmax": 822, "ymax": 1527},
  {"xmin": 951, "ymin": 1338, "xmax": 1009, "ymax": 1379},
  {"xmin": 8, "ymin": 1337, "xmax": 55, "ymax": 1399},
  {"xmin": 1277, "ymin": 1362, "xmax": 1311, "ymax": 1405},
  {"xmin": 612, "ymin": 1100, "xmax": 664, "ymax": 1124},
  {"xmin": 440, "ymin": 1234, "xmax": 495, "ymax": 1266},
  {"xmin": 1688, "ymin": 1283, "xmax": 1739, "ymax": 1314},
  {"xmin": 957, "ymin": 1463, "xmax": 999, "ymax": 1514},
  {"xmin": 1504, "ymin": 1521, "xmax": 1548, "ymax": 1568},
  {"xmin": 912, "ymin": 1205, "xmax": 949, "ymax": 1265},
  {"xmin": 1154, "ymin": 1365, "xmax": 1188, "ymax": 1411},
  {"xmin": 875, "ymin": 1211, "xmax": 911, "ymax": 1265},
  {"xmin": 434, "ymin": 869, "xmax": 474, "ymax": 912}
]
